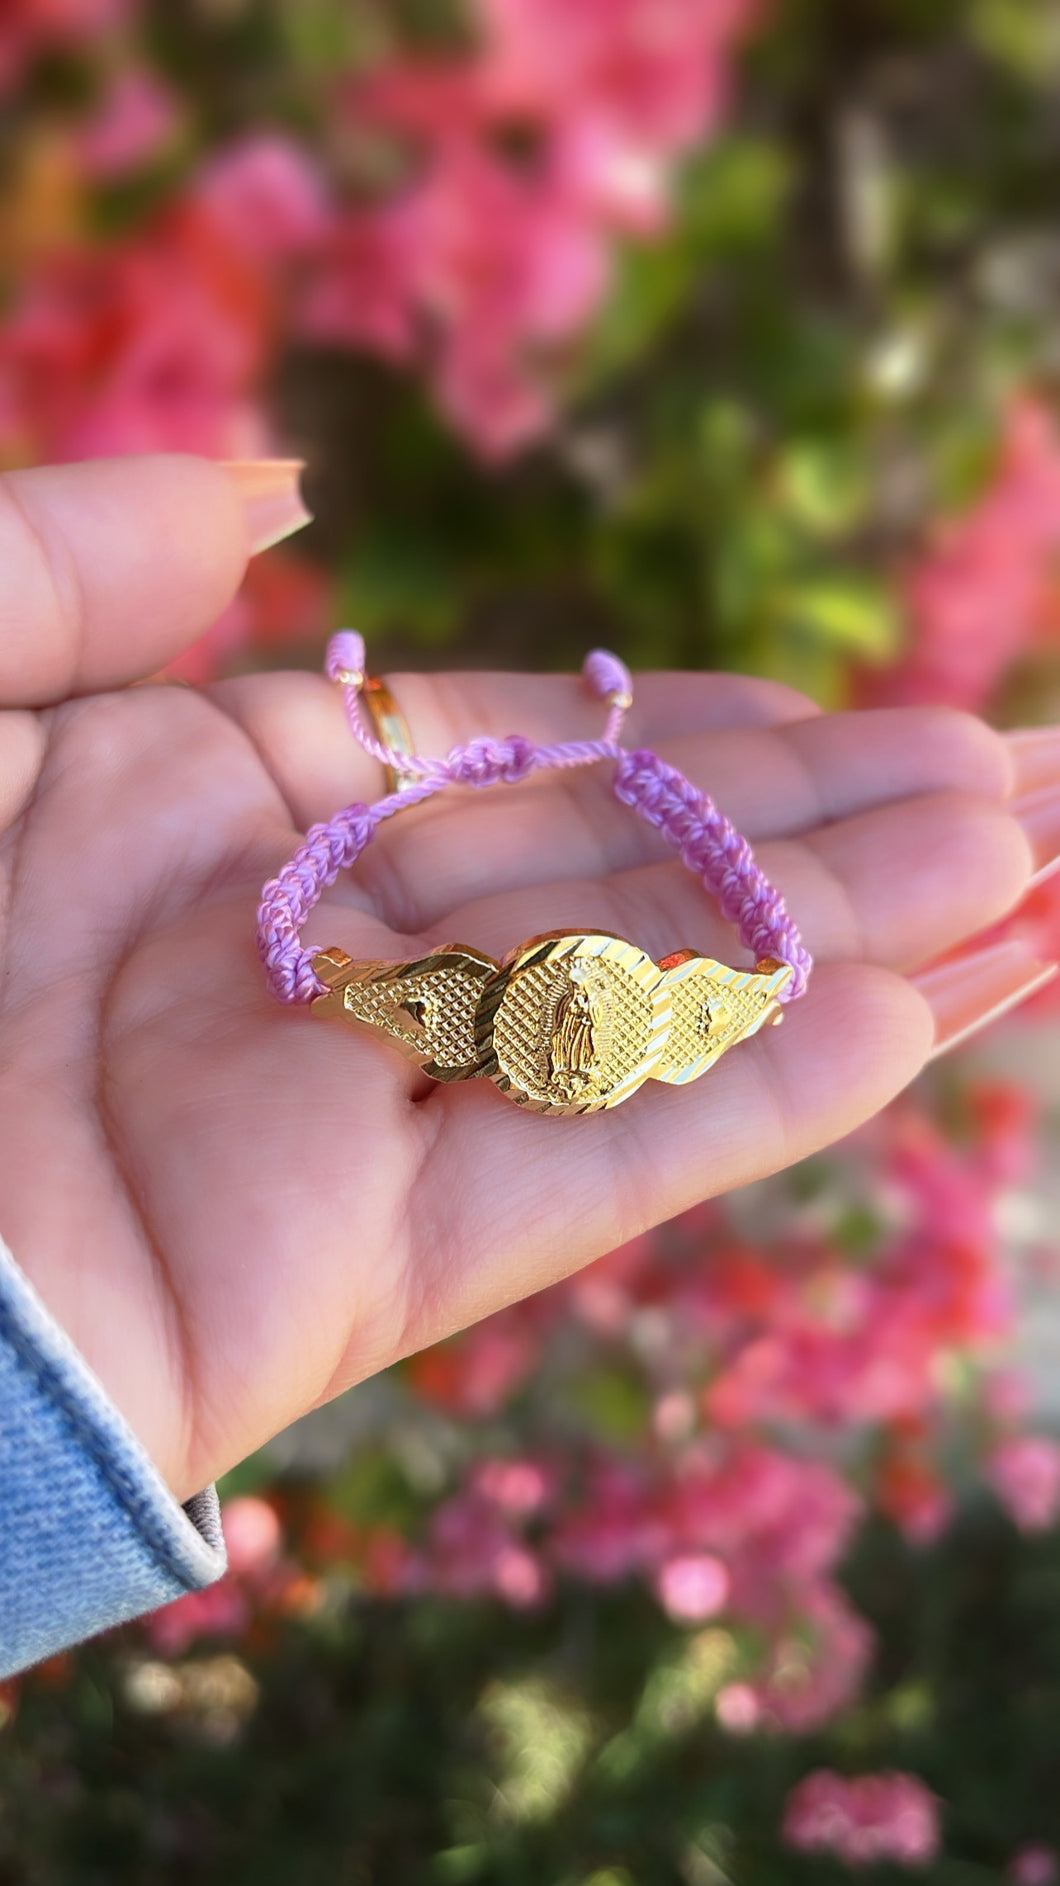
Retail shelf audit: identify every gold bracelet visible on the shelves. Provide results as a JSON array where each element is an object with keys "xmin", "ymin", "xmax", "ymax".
[{"xmin": 311, "ymin": 933, "xmax": 791, "ymax": 1117}]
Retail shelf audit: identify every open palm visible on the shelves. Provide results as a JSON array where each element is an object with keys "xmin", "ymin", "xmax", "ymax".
[{"xmin": 0, "ymin": 457, "xmax": 1046, "ymax": 1503}]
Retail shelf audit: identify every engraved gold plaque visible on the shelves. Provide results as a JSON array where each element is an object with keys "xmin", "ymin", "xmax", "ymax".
[
  {"xmin": 310, "ymin": 943, "xmax": 495, "ymax": 1083},
  {"xmin": 311, "ymin": 931, "xmax": 793, "ymax": 1117}
]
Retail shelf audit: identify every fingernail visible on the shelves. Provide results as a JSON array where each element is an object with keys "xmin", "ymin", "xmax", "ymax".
[
  {"xmin": 218, "ymin": 458, "xmax": 312, "ymax": 555},
  {"xmin": 1011, "ymin": 782, "xmax": 1060, "ymax": 888},
  {"xmin": 1005, "ymin": 725, "xmax": 1060, "ymax": 799},
  {"xmin": 911, "ymin": 938, "xmax": 1058, "ymax": 1060}
]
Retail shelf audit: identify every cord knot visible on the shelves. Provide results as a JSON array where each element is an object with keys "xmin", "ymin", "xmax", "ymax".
[{"xmin": 449, "ymin": 734, "xmax": 536, "ymax": 788}]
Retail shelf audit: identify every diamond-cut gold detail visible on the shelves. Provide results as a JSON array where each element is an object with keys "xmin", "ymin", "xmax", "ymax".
[
  {"xmin": 654, "ymin": 956, "xmax": 792, "ymax": 1086},
  {"xmin": 311, "ymin": 935, "xmax": 793, "ymax": 1115},
  {"xmin": 342, "ymin": 966, "xmax": 480, "ymax": 1070}
]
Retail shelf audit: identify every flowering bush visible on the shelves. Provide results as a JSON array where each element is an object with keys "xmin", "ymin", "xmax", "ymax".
[
  {"xmin": 3, "ymin": 1, "xmax": 1060, "ymax": 1879},
  {"xmin": 783, "ymin": 1769, "xmax": 941, "ymax": 1869}
]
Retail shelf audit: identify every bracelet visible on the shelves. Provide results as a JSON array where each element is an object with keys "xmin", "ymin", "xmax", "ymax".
[{"xmin": 256, "ymin": 636, "xmax": 812, "ymax": 1117}]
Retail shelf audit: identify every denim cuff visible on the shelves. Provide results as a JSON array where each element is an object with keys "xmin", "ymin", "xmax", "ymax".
[{"xmin": 0, "ymin": 1235, "xmax": 226, "ymax": 1678}]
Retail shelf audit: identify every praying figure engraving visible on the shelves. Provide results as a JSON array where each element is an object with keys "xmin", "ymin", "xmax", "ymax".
[{"xmin": 549, "ymin": 962, "xmax": 609, "ymax": 1098}]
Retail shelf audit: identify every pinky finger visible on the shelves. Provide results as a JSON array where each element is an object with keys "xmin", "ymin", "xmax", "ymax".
[{"xmin": 911, "ymin": 936, "xmax": 1058, "ymax": 1060}]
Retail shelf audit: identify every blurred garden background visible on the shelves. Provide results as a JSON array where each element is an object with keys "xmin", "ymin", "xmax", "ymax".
[{"xmin": 8, "ymin": 0, "xmax": 1060, "ymax": 1879}]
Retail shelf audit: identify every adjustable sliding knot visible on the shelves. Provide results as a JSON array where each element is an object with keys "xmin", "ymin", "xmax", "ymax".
[{"xmin": 449, "ymin": 734, "xmax": 536, "ymax": 788}]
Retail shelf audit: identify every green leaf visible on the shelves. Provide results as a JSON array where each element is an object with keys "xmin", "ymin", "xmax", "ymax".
[
  {"xmin": 776, "ymin": 576, "xmax": 902, "ymax": 661},
  {"xmin": 576, "ymin": 138, "xmax": 792, "ymax": 389},
  {"xmin": 562, "ymin": 1365, "xmax": 652, "ymax": 1444},
  {"xmin": 342, "ymin": 527, "xmax": 459, "ymax": 645},
  {"xmin": 777, "ymin": 440, "xmax": 870, "ymax": 537}
]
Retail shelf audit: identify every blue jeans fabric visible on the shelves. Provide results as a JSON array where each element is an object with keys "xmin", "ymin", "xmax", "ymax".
[{"xmin": 0, "ymin": 1235, "xmax": 225, "ymax": 1677}]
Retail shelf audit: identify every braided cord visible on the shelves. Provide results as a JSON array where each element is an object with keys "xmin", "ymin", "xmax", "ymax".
[
  {"xmin": 613, "ymin": 750, "xmax": 812, "ymax": 999},
  {"xmin": 256, "ymin": 639, "xmax": 812, "ymax": 1005}
]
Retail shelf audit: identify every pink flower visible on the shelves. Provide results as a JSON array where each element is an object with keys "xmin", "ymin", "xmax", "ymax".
[
  {"xmin": 550, "ymin": 1459, "xmax": 668, "ymax": 1582},
  {"xmin": 220, "ymin": 1497, "xmax": 282, "ymax": 1579},
  {"xmin": 143, "ymin": 1581, "xmax": 249, "ymax": 1658},
  {"xmin": 469, "ymin": 1457, "xmax": 557, "ymax": 1516},
  {"xmin": 666, "ymin": 1445, "xmax": 862, "ymax": 1599},
  {"xmin": 194, "ymin": 135, "xmax": 331, "ymax": 267},
  {"xmin": 876, "ymin": 397, "xmax": 1060, "ymax": 711},
  {"xmin": 751, "ymin": 1588, "xmax": 873, "ymax": 1731},
  {"xmin": 478, "ymin": 0, "xmax": 757, "ymax": 153},
  {"xmin": 404, "ymin": 1490, "xmax": 548, "ymax": 1608},
  {"xmin": 1008, "ymin": 1846, "xmax": 1059, "ymax": 1885},
  {"xmin": 300, "ymin": 205, "xmax": 420, "ymax": 362},
  {"xmin": 783, "ymin": 1770, "xmax": 941, "ymax": 1868},
  {"xmin": 301, "ymin": 0, "xmax": 760, "ymax": 454},
  {"xmin": 987, "ymin": 1435, "xmax": 1060, "ymax": 1531},
  {"xmin": 307, "ymin": 136, "xmax": 609, "ymax": 459},
  {"xmin": 715, "ymin": 1682, "xmax": 759, "ymax": 1732},
  {"xmin": 654, "ymin": 1553, "xmax": 730, "ymax": 1622},
  {"xmin": 76, "ymin": 68, "xmax": 180, "ymax": 179},
  {"xmin": 0, "ymin": 206, "xmax": 272, "ymax": 460},
  {"xmin": 877, "ymin": 1432, "xmax": 955, "ymax": 1544},
  {"xmin": 404, "ymin": 1306, "xmax": 545, "ymax": 1415}
]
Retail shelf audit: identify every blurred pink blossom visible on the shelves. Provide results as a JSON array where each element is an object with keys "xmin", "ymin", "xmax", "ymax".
[
  {"xmin": 468, "ymin": 1457, "xmax": 557, "ymax": 1516},
  {"xmin": 0, "ymin": 0, "xmax": 761, "ymax": 462},
  {"xmin": 76, "ymin": 67, "xmax": 179, "ymax": 179},
  {"xmin": 877, "ymin": 1437, "xmax": 954, "ymax": 1544},
  {"xmin": 714, "ymin": 1681, "xmax": 759, "ymax": 1731},
  {"xmin": 0, "ymin": 205, "xmax": 272, "ymax": 460},
  {"xmin": 783, "ymin": 1769, "xmax": 941, "ymax": 1868},
  {"xmin": 654, "ymin": 1552, "xmax": 730, "ymax": 1621},
  {"xmin": 302, "ymin": 0, "xmax": 759, "ymax": 455},
  {"xmin": 478, "ymin": 0, "xmax": 756, "ymax": 152},
  {"xmin": 1009, "ymin": 1846, "xmax": 1059, "ymax": 1885},
  {"xmin": 194, "ymin": 135, "xmax": 330, "ymax": 266},
  {"xmin": 551, "ymin": 1458, "xmax": 668, "ymax": 1582},
  {"xmin": 143, "ymin": 1579, "xmax": 250, "ymax": 1658},
  {"xmin": 748, "ymin": 1587, "xmax": 873, "ymax": 1730},
  {"xmin": 405, "ymin": 1304, "xmax": 547, "ymax": 1415},
  {"xmin": 404, "ymin": 1489, "xmax": 549, "ymax": 1608},
  {"xmin": 300, "ymin": 204, "xmax": 420, "ymax": 363},
  {"xmin": 220, "ymin": 1497, "xmax": 282, "ymax": 1578},
  {"xmin": 987, "ymin": 1435, "xmax": 1060, "ymax": 1531},
  {"xmin": 878, "ymin": 398, "xmax": 1060, "ymax": 711}
]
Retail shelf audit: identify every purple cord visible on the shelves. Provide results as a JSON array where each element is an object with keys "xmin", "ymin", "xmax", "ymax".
[{"xmin": 256, "ymin": 637, "xmax": 813, "ymax": 1006}]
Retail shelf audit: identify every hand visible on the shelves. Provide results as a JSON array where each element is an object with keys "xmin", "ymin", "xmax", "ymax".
[{"xmin": 0, "ymin": 457, "xmax": 1050, "ymax": 1502}]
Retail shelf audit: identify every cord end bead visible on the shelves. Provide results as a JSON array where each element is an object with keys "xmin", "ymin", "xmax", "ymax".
[
  {"xmin": 583, "ymin": 648, "xmax": 634, "ymax": 713},
  {"xmin": 326, "ymin": 629, "xmax": 367, "ymax": 689}
]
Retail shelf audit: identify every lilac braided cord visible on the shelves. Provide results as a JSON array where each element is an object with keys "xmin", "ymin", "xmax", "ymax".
[
  {"xmin": 613, "ymin": 750, "xmax": 812, "ymax": 999},
  {"xmin": 256, "ymin": 638, "xmax": 812, "ymax": 1004}
]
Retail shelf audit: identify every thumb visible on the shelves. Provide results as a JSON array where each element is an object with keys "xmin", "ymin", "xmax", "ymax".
[{"xmin": 0, "ymin": 455, "xmax": 310, "ymax": 707}]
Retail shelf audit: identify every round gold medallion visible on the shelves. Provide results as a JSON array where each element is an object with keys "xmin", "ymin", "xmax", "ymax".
[{"xmin": 477, "ymin": 932, "xmax": 669, "ymax": 1115}]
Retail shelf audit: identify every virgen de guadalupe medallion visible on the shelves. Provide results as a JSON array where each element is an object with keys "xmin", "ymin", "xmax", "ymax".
[{"xmin": 310, "ymin": 931, "xmax": 793, "ymax": 1117}]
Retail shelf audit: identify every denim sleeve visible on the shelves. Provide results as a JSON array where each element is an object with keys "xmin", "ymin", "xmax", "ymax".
[{"xmin": 0, "ymin": 1234, "xmax": 226, "ymax": 1678}]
